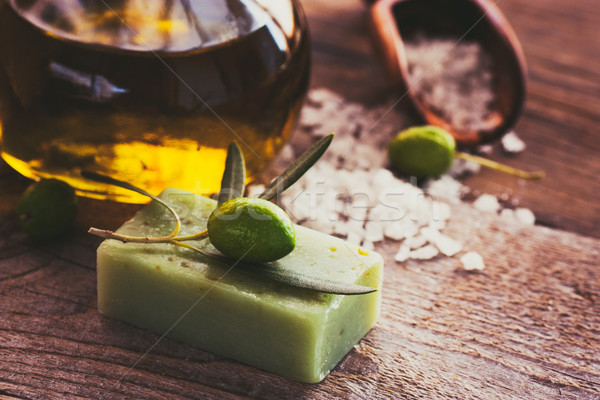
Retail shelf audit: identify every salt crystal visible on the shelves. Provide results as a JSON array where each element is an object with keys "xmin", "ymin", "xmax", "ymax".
[
  {"xmin": 421, "ymin": 227, "xmax": 462, "ymax": 256},
  {"xmin": 473, "ymin": 194, "xmax": 501, "ymax": 213},
  {"xmin": 420, "ymin": 227, "xmax": 439, "ymax": 241},
  {"xmin": 426, "ymin": 175, "xmax": 464, "ymax": 204},
  {"xmin": 372, "ymin": 168, "xmax": 396, "ymax": 194},
  {"xmin": 245, "ymin": 184, "xmax": 266, "ymax": 198},
  {"xmin": 346, "ymin": 231, "xmax": 363, "ymax": 247},
  {"xmin": 436, "ymin": 236, "xmax": 463, "ymax": 257},
  {"xmin": 404, "ymin": 235, "xmax": 428, "ymax": 249},
  {"xmin": 477, "ymin": 144, "xmax": 494, "ymax": 155},
  {"xmin": 299, "ymin": 106, "xmax": 324, "ymax": 127},
  {"xmin": 432, "ymin": 201, "xmax": 451, "ymax": 222},
  {"xmin": 383, "ymin": 223, "xmax": 405, "ymax": 241},
  {"xmin": 304, "ymin": 218, "xmax": 334, "ymax": 236},
  {"xmin": 501, "ymin": 131, "xmax": 526, "ymax": 153},
  {"xmin": 448, "ymin": 158, "xmax": 481, "ymax": 177},
  {"xmin": 384, "ymin": 220, "xmax": 418, "ymax": 241},
  {"xmin": 278, "ymin": 145, "xmax": 295, "ymax": 163},
  {"xmin": 409, "ymin": 245, "xmax": 439, "ymax": 260},
  {"xmin": 514, "ymin": 208, "xmax": 535, "ymax": 225},
  {"xmin": 369, "ymin": 203, "xmax": 401, "ymax": 222},
  {"xmin": 460, "ymin": 252, "xmax": 485, "ymax": 271},
  {"xmin": 361, "ymin": 240, "xmax": 375, "ymax": 251},
  {"xmin": 394, "ymin": 245, "xmax": 410, "ymax": 262},
  {"xmin": 346, "ymin": 219, "xmax": 365, "ymax": 235},
  {"xmin": 306, "ymin": 87, "xmax": 342, "ymax": 104},
  {"xmin": 500, "ymin": 208, "xmax": 515, "ymax": 220},
  {"xmin": 348, "ymin": 198, "xmax": 370, "ymax": 222},
  {"xmin": 364, "ymin": 221, "xmax": 384, "ymax": 243},
  {"xmin": 428, "ymin": 218, "xmax": 446, "ymax": 230},
  {"xmin": 333, "ymin": 220, "xmax": 349, "ymax": 237}
]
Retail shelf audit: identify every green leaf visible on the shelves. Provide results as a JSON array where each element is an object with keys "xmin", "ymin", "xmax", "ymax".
[
  {"xmin": 259, "ymin": 133, "xmax": 334, "ymax": 201},
  {"xmin": 204, "ymin": 251, "xmax": 376, "ymax": 295},
  {"xmin": 81, "ymin": 170, "xmax": 183, "ymax": 238},
  {"xmin": 218, "ymin": 142, "xmax": 246, "ymax": 205},
  {"xmin": 81, "ymin": 171, "xmax": 159, "ymax": 203}
]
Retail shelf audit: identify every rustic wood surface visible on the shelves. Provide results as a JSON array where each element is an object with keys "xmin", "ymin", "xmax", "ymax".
[{"xmin": 1, "ymin": 0, "xmax": 600, "ymax": 399}]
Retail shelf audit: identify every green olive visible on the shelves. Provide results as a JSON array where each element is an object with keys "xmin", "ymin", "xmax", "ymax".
[
  {"xmin": 207, "ymin": 197, "xmax": 296, "ymax": 263},
  {"xmin": 17, "ymin": 178, "xmax": 78, "ymax": 242},
  {"xmin": 388, "ymin": 125, "xmax": 456, "ymax": 179}
]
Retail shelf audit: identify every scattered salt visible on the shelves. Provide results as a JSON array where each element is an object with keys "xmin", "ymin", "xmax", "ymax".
[
  {"xmin": 245, "ymin": 184, "xmax": 265, "ymax": 198},
  {"xmin": 384, "ymin": 220, "xmax": 418, "ymax": 241},
  {"xmin": 473, "ymin": 194, "xmax": 501, "ymax": 213},
  {"xmin": 500, "ymin": 208, "xmax": 515, "ymax": 220},
  {"xmin": 261, "ymin": 88, "xmax": 533, "ymax": 270},
  {"xmin": 409, "ymin": 245, "xmax": 440, "ymax": 260},
  {"xmin": 460, "ymin": 252, "xmax": 485, "ymax": 271},
  {"xmin": 500, "ymin": 207, "xmax": 536, "ymax": 226},
  {"xmin": 477, "ymin": 144, "xmax": 494, "ymax": 155},
  {"xmin": 364, "ymin": 221, "xmax": 385, "ymax": 243},
  {"xmin": 361, "ymin": 240, "xmax": 375, "ymax": 251},
  {"xmin": 501, "ymin": 131, "xmax": 526, "ymax": 153},
  {"xmin": 421, "ymin": 227, "xmax": 463, "ymax": 256},
  {"xmin": 346, "ymin": 232, "xmax": 362, "ymax": 247},
  {"xmin": 404, "ymin": 235, "xmax": 428, "ymax": 250},
  {"xmin": 426, "ymin": 175, "xmax": 465, "ymax": 204},
  {"xmin": 514, "ymin": 208, "xmax": 535, "ymax": 225},
  {"xmin": 448, "ymin": 158, "xmax": 481, "ymax": 178},
  {"xmin": 394, "ymin": 245, "xmax": 411, "ymax": 263}
]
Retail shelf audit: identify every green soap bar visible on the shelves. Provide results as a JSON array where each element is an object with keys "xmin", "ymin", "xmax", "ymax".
[{"xmin": 97, "ymin": 188, "xmax": 383, "ymax": 383}]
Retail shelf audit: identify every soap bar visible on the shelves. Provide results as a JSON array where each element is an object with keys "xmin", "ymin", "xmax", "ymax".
[{"xmin": 97, "ymin": 188, "xmax": 382, "ymax": 383}]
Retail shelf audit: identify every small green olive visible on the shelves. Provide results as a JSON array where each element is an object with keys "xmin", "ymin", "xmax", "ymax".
[
  {"xmin": 17, "ymin": 178, "xmax": 78, "ymax": 242},
  {"xmin": 207, "ymin": 197, "xmax": 296, "ymax": 263},
  {"xmin": 388, "ymin": 125, "xmax": 456, "ymax": 179}
]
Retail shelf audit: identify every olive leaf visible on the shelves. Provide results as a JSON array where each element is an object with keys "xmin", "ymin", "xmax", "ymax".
[
  {"xmin": 82, "ymin": 170, "xmax": 159, "ymax": 201},
  {"xmin": 218, "ymin": 142, "xmax": 246, "ymax": 205},
  {"xmin": 81, "ymin": 170, "xmax": 183, "ymax": 238},
  {"xmin": 206, "ymin": 252, "xmax": 377, "ymax": 295},
  {"xmin": 259, "ymin": 133, "xmax": 334, "ymax": 201}
]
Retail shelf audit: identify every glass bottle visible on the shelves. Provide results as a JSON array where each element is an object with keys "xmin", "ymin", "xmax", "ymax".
[{"xmin": 0, "ymin": 0, "xmax": 310, "ymax": 202}]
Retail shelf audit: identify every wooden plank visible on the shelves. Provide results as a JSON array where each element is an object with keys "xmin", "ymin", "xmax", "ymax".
[
  {"xmin": 1, "ymin": 178, "xmax": 599, "ymax": 399},
  {"xmin": 1, "ymin": 0, "xmax": 599, "ymax": 398}
]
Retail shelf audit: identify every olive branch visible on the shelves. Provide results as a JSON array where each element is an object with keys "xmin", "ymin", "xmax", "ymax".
[{"xmin": 85, "ymin": 134, "xmax": 377, "ymax": 295}]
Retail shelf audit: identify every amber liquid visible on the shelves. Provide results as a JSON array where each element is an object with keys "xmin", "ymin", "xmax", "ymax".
[{"xmin": 0, "ymin": 1, "xmax": 310, "ymax": 202}]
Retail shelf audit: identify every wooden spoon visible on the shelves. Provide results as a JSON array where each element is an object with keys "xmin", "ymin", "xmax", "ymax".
[{"xmin": 368, "ymin": 0, "xmax": 527, "ymax": 147}]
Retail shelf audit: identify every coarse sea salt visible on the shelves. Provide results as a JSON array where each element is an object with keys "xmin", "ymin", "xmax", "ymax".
[
  {"xmin": 254, "ymin": 88, "xmax": 536, "ymax": 269},
  {"xmin": 410, "ymin": 245, "xmax": 440, "ymax": 260},
  {"xmin": 473, "ymin": 194, "xmax": 501, "ymax": 213},
  {"xmin": 514, "ymin": 208, "xmax": 536, "ymax": 225},
  {"xmin": 268, "ymin": 88, "xmax": 464, "ymax": 263},
  {"xmin": 460, "ymin": 252, "xmax": 486, "ymax": 271},
  {"xmin": 501, "ymin": 131, "xmax": 527, "ymax": 154}
]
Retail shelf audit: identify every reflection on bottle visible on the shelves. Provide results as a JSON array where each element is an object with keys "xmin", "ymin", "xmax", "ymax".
[{"xmin": 48, "ymin": 61, "xmax": 127, "ymax": 103}]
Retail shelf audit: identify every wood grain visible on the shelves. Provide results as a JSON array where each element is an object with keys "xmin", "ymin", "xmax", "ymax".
[
  {"xmin": 1, "ymin": 175, "xmax": 599, "ymax": 399},
  {"xmin": 1, "ymin": 0, "xmax": 600, "ymax": 399}
]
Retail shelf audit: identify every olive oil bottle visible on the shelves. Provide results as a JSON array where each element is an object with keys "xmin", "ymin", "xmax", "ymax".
[{"xmin": 0, "ymin": 0, "xmax": 310, "ymax": 202}]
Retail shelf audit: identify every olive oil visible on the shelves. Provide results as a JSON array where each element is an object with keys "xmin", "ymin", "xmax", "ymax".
[{"xmin": 0, "ymin": 0, "xmax": 310, "ymax": 202}]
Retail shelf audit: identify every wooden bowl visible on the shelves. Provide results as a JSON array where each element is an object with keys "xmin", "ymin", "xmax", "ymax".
[{"xmin": 369, "ymin": 0, "xmax": 527, "ymax": 147}]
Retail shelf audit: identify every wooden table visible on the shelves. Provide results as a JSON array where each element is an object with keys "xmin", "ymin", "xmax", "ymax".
[{"xmin": 1, "ymin": 0, "xmax": 599, "ymax": 399}]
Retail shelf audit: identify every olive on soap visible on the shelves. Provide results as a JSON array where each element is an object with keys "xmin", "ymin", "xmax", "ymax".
[{"xmin": 207, "ymin": 197, "xmax": 296, "ymax": 263}]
